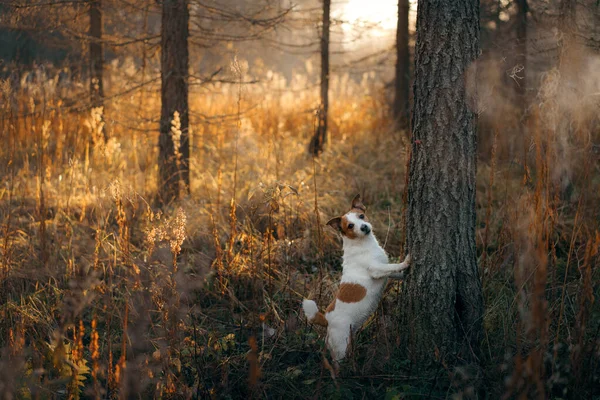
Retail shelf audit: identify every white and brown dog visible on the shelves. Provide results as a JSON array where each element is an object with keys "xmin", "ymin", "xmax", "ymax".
[{"xmin": 302, "ymin": 194, "xmax": 410, "ymax": 361}]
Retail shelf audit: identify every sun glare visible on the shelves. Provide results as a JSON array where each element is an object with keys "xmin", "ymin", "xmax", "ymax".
[{"xmin": 340, "ymin": 0, "xmax": 399, "ymax": 35}]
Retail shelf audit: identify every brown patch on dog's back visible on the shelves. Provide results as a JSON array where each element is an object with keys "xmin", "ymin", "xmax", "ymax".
[
  {"xmin": 340, "ymin": 216, "xmax": 358, "ymax": 239},
  {"xmin": 337, "ymin": 283, "xmax": 367, "ymax": 303}
]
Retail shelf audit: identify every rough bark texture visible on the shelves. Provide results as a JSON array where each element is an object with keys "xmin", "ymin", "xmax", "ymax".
[
  {"xmin": 393, "ymin": 0, "xmax": 410, "ymax": 130},
  {"xmin": 159, "ymin": 0, "xmax": 189, "ymax": 205},
  {"xmin": 89, "ymin": 0, "xmax": 103, "ymax": 108},
  {"xmin": 400, "ymin": 0, "xmax": 484, "ymax": 376},
  {"xmin": 309, "ymin": 0, "xmax": 330, "ymax": 156}
]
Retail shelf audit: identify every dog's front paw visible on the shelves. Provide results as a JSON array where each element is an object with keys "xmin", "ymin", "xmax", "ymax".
[{"xmin": 403, "ymin": 254, "xmax": 411, "ymax": 266}]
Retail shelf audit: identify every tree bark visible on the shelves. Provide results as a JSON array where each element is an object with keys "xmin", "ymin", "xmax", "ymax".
[
  {"xmin": 309, "ymin": 0, "xmax": 330, "ymax": 156},
  {"xmin": 515, "ymin": 0, "xmax": 527, "ymax": 117},
  {"xmin": 558, "ymin": 0, "xmax": 577, "ymax": 72},
  {"xmin": 159, "ymin": 0, "xmax": 190, "ymax": 205},
  {"xmin": 559, "ymin": 0, "xmax": 576, "ymax": 36},
  {"xmin": 89, "ymin": 0, "xmax": 103, "ymax": 109},
  {"xmin": 556, "ymin": 0, "xmax": 577, "ymax": 197},
  {"xmin": 400, "ymin": 0, "xmax": 484, "ymax": 378},
  {"xmin": 393, "ymin": 0, "xmax": 410, "ymax": 131}
]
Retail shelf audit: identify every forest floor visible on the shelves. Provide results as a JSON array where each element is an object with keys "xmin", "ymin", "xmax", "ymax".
[{"xmin": 0, "ymin": 69, "xmax": 599, "ymax": 399}]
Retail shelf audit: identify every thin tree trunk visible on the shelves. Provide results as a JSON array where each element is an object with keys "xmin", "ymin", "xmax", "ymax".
[
  {"xmin": 556, "ymin": 0, "xmax": 577, "ymax": 197},
  {"xmin": 310, "ymin": 0, "xmax": 330, "ymax": 156},
  {"xmin": 558, "ymin": 0, "xmax": 577, "ymax": 77},
  {"xmin": 159, "ymin": 0, "xmax": 190, "ymax": 205},
  {"xmin": 515, "ymin": 0, "xmax": 527, "ymax": 117},
  {"xmin": 514, "ymin": 0, "xmax": 528, "ymax": 171},
  {"xmin": 400, "ymin": 0, "xmax": 483, "ymax": 380},
  {"xmin": 559, "ymin": 0, "xmax": 576, "ymax": 40},
  {"xmin": 393, "ymin": 0, "xmax": 410, "ymax": 131},
  {"xmin": 89, "ymin": 0, "xmax": 103, "ymax": 109}
]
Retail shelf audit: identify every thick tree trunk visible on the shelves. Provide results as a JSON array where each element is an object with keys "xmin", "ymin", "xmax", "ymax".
[
  {"xmin": 89, "ymin": 0, "xmax": 103, "ymax": 109},
  {"xmin": 309, "ymin": 0, "xmax": 330, "ymax": 156},
  {"xmin": 400, "ymin": 0, "xmax": 483, "ymax": 377},
  {"xmin": 393, "ymin": 0, "xmax": 410, "ymax": 131},
  {"xmin": 159, "ymin": 0, "xmax": 190, "ymax": 205}
]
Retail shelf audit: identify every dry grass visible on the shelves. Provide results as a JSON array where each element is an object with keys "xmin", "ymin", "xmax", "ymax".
[{"xmin": 0, "ymin": 59, "xmax": 599, "ymax": 399}]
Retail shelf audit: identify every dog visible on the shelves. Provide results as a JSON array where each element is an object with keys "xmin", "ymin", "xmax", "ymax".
[{"xmin": 302, "ymin": 194, "xmax": 410, "ymax": 361}]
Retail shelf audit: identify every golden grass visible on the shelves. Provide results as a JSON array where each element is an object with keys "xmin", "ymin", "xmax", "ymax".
[{"xmin": 0, "ymin": 61, "xmax": 598, "ymax": 398}]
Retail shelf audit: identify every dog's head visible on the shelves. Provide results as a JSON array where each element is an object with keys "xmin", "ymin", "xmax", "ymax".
[{"xmin": 326, "ymin": 194, "xmax": 372, "ymax": 239}]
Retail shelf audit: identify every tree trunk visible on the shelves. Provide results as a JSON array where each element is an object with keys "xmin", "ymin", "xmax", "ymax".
[
  {"xmin": 159, "ymin": 0, "xmax": 190, "ymax": 205},
  {"xmin": 400, "ymin": 0, "xmax": 484, "ymax": 379},
  {"xmin": 393, "ymin": 0, "xmax": 410, "ymax": 131},
  {"xmin": 309, "ymin": 0, "xmax": 330, "ymax": 156},
  {"xmin": 558, "ymin": 0, "xmax": 577, "ymax": 75},
  {"xmin": 556, "ymin": 0, "xmax": 577, "ymax": 197},
  {"xmin": 89, "ymin": 0, "xmax": 103, "ymax": 109},
  {"xmin": 559, "ymin": 0, "xmax": 576, "ymax": 37},
  {"xmin": 515, "ymin": 0, "xmax": 527, "ymax": 117}
]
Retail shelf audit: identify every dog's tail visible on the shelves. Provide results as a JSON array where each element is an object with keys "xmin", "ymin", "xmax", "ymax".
[{"xmin": 302, "ymin": 299, "xmax": 328, "ymax": 327}]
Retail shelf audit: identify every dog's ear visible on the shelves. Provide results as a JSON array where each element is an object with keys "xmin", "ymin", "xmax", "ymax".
[
  {"xmin": 351, "ymin": 194, "xmax": 366, "ymax": 211},
  {"xmin": 326, "ymin": 217, "xmax": 342, "ymax": 232}
]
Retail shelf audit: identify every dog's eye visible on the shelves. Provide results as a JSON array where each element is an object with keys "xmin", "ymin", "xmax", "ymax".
[
  {"xmin": 359, "ymin": 214, "xmax": 365, "ymax": 219},
  {"xmin": 347, "ymin": 223, "xmax": 354, "ymax": 229}
]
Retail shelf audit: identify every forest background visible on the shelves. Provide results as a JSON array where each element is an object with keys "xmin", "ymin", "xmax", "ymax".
[{"xmin": 0, "ymin": 0, "xmax": 599, "ymax": 398}]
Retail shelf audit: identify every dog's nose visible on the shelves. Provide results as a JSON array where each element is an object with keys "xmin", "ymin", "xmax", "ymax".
[{"xmin": 360, "ymin": 224, "xmax": 371, "ymax": 234}]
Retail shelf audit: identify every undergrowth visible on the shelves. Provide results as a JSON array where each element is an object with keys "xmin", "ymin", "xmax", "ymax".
[{"xmin": 0, "ymin": 61, "xmax": 599, "ymax": 399}]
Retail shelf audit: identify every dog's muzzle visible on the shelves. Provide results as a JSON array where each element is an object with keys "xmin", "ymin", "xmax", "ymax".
[{"xmin": 360, "ymin": 224, "xmax": 371, "ymax": 234}]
